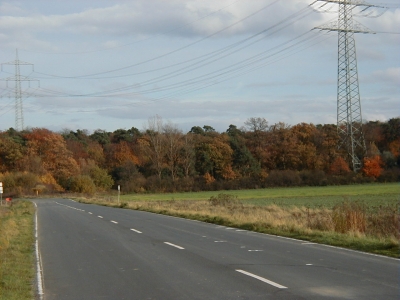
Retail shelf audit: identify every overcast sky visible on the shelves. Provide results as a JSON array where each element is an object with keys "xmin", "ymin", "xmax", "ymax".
[{"xmin": 0, "ymin": 0, "xmax": 399, "ymax": 133}]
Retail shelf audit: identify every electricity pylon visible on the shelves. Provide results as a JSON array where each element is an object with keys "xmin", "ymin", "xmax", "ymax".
[
  {"xmin": 314, "ymin": 0, "xmax": 382, "ymax": 172},
  {"xmin": 1, "ymin": 49, "xmax": 37, "ymax": 131}
]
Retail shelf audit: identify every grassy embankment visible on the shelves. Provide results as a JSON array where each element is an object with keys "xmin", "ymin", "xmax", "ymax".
[
  {"xmin": 79, "ymin": 183, "xmax": 400, "ymax": 258},
  {"xmin": 0, "ymin": 200, "xmax": 35, "ymax": 300}
]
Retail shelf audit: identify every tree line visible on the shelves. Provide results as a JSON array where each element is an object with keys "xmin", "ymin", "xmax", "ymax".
[{"xmin": 0, "ymin": 116, "xmax": 398, "ymax": 196}]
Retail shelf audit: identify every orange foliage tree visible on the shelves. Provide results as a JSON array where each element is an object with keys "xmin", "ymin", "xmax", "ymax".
[
  {"xmin": 388, "ymin": 140, "xmax": 399, "ymax": 158},
  {"xmin": 329, "ymin": 157, "xmax": 351, "ymax": 175},
  {"xmin": 362, "ymin": 155, "xmax": 384, "ymax": 179},
  {"xmin": 106, "ymin": 141, "xmax": 140, "ymax": 170},
  {"xmin": 24, "ymin": 128, "xmax": 79, "ymax": 186}
]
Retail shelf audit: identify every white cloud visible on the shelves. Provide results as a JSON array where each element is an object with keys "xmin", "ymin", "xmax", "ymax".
[
  {"xmin": 0, "ymin": 2, "xmax": 25, "ymax": 16},
  {"xmin": 362, "ymin": 67, "xmax": 400, "ymax": 86}
]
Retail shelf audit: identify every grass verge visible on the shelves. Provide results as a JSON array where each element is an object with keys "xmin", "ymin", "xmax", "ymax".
[{"xmin": 0, "ymin": 200, "xmax": 35, "ymax": 300}]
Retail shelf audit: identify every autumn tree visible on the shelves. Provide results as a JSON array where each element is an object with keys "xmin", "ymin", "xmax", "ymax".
[
  {"xmin": 139, "ymin": 115, "xmax": 166, "ymax": 180},
  {"xmin": 227, "ymin": 125, "xmax": 260, "ymax": 177},
  {"xmin": 0, "ymin": 133, "xmax": 25, "ymax": 172},
  {"xmin": 180, "ymin": 133, "xmax": 196, "ymax": 178},
  {"xmin": 381, "ymin": 118, "xmax": 399, "ymax": 145},
  {"xmin": 90, "ymin": 129, "xmax": 111, "ymax": 146},
  {"xmin": 24, "ymin": 128, "xmax": 79, "ymax": 187},
  {"xmin": 189, "ymin": 126, "xmax": 204, "ymax": 135},
  {"xmin": 63, "ymin": 129, "xmax": 106, "ymax": 167},
  {"xmin": 363, "ymin": 121, "xmax": 384, "ymax": 151},
  {"xmin": 315, "ymin": 124, "xmax": 340, "ymax": 172},
  {"xmin": 329, "ymin": 157, "xmax": 351, "ymax": 175},
  {"xmin": 194, "ymin": 133, "xmax": 234, "ymax": 180},
  {"xmin": 65, "ymin": 139, "xmax": 89, "ymax": 161},
  {"xmin": 243, "ymin": 117, "xmax": 270, "ymax": 168},
  {"xmin": 290, "ymin": 123, "xmax": 321, "ymax": 170},
  {"xmin": 105, "ymin": 141, "xmax": 140, "ymax": 170},
  {"xmin": 362, "ymin": 155, "xmax": 384, "ymax": 179},
  {"xmin": 268, "ymin": 122, "xmax": 300, "ymax": 170},
  {"xmin": 111, "ymin": 127, "xmax": 141, "ymax": 143},
  {"xmin": 244, "ymin": 117, "xmax": 269, "ymax": 132},
  {"xmin": 163, "ymin": 122, "xmax": 183, "ymax": 181}
]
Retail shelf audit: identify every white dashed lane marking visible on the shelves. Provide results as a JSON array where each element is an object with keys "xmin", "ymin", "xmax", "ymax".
[
  {"xmin": 236, "ymin": 270, "xmax": 287, "ymax": 289},
  {"xmin": 164, "ymin": 242, "xmax": 185, "ymax": 250}
]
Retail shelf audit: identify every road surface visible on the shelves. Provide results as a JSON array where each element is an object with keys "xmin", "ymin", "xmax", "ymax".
[{"xmin": 34, "ymin": 198, "xmax": 399, "ymax": 299}]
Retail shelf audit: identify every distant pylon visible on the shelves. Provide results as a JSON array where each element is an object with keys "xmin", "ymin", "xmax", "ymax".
[
  {"xmin": 314, "ymin": 0, "xmax": 383, "ymax": 172},
  {"xmin": 1, "ymin": 49, "xmax": 38, "ymax": 131},
  {"xmin": 14, "ymin": 49, "xmax": 23, "ymax": 131}
]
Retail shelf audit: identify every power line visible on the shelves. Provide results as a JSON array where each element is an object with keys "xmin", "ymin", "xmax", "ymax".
[
  {"xmin": 19, "ymin": 0, "xmax": 246, "ymax": 55},
  {"xmin": 25, "ymin": 29, "xmax": 332, "ymax": 105},
  {"xmin": 29, "ymin": 2, "xmax": 314, "ymax": 99},
  {"xmin": 31, "ymin": 0, "xmax": 282, "ymax": 79}
]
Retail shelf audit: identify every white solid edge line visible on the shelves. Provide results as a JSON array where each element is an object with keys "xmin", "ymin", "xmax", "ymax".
[
  {"xmin": 35, "ymin": 205, "xmax": 44, "ymax": 299},
  {"xmin": 236, "ymin": 270, "xmax": 287, "ymax": 289},
  {"xmin": 130, "ymin": 228, "xmax": 142, "ymax": 234},
  {"xmin": 249, "ymin": 230, "xmax": 399, "ymax": 261},
  {"xmin": 164, "ymin": 242, "xmax": 185, "ymax": 250}
]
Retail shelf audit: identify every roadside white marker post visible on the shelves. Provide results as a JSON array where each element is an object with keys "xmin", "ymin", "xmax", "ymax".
[
  {"xmin": 117, "ymin": 185, "xmax": 120, "ymax": 205},
  {"xmin": 0, "ymin": 182, "xmax": 3, "ymax": 206}
]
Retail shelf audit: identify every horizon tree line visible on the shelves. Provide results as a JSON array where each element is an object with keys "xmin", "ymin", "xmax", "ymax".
[{"xmin": 0, "ymin": 116, "xmax": 398, "ymax": 195}]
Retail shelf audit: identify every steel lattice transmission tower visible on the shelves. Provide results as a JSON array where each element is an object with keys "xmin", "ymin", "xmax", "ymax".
[
  {"xmin": 314, "ymin": 0, "xmax": 381, "ymax": 172},
  {"xmin": 1, "ymin": 49, "xmax": 37, "ymax": 131}
]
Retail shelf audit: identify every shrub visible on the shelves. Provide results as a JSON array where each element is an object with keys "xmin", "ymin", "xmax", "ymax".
[
  {"xmin": 88, "ymin": 166, "xmax": 114, "ymax": 190},
  {"xmin": 173, "ymin": 177, "xmax": 196, "ymax": 192},
  {"xmin": 0, "ymin": 172, "xmax": 39, "ymax": 196},
  {"xmin": 39, "ymin": 173, "xmax": 64, "ymax": 192},
  {"xmin": 299, "ymin": 170, "xmax": 327, "ymax": 186},
  {"xmin": 117, "ymin": 173, "xmax": 147, "ymax": 193},
  {"xmin": 264, "ymin": 170, "xmax": 301, "ymax": 187},
  {"xmin": 377, "ymin": 168, "xmax": 400, "ymax": 183},
  {"xmin": 209, "ymin": 193, "xmax": 240, "ymax": 207},
  {"xmin": 69, "ymin": 175, "xmax": 96, "ymax": 194}
]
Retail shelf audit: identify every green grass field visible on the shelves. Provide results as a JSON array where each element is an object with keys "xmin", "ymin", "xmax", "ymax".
[{"xmin": 119, "ymin": 183, "xmax": 399, "ymax": 208}]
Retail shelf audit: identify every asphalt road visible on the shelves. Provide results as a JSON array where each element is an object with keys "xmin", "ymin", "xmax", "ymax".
[{"xmin": 33, "ymin": 198, "xmax": 399, "ymax": 300}]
